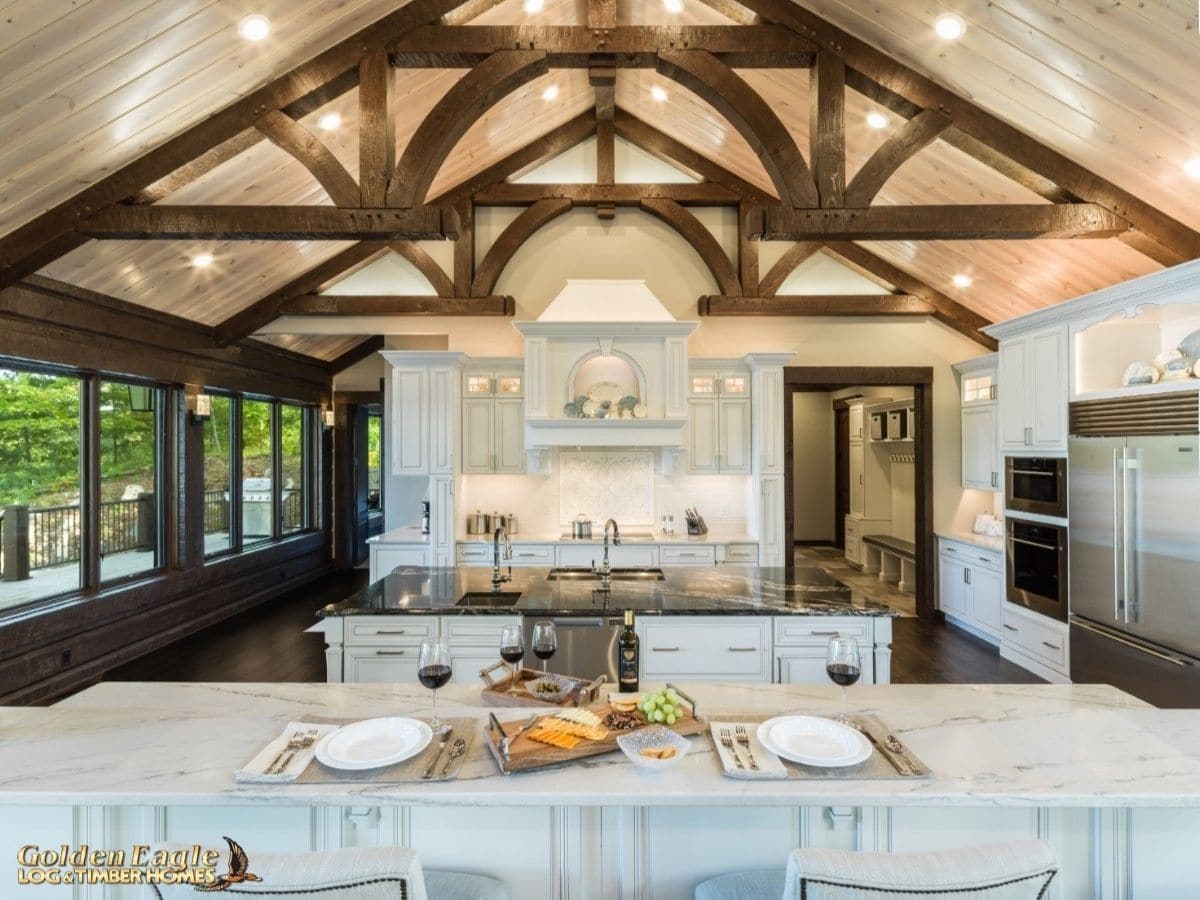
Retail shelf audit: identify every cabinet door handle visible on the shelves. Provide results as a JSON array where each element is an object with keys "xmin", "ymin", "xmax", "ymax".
[
  {"xmin": 1024, "ymin": 426, "xmax": 1033, "ymax": 446},
  {"xmin": 373, "ymin": 629, "xmax": 408, "ymax": 635},
  {"xmin": 991, "ymin": 472, "xmax": 998, "ymax": 488},
  {"xmin": 1003, "ymin": 624, "xmax": 1018, "ymax": 632},
  {"xmin": 810, "ymin": 630, "xmax": 840, "ymax": 637},
  {"xmin": 374, "ymin": 650, "xmax": 407, "ymax": 656},
  {"xmin": 727, "ymin": 647, "xmax": 757, "ymax": 652},
  {"xmin": 964, "ymin": 568, "xmax": 971, "ymax": 585},
  {"xmin": 776, "ymin": 657, "xmax": 782, "ymax": 683},
  {"xmin": 651, "ymin": 646, "xmax": 681, "ymax": 652},
  {"xmin": 1042, "ymin": 641, "xmax": 1061, "ymax": 651}
]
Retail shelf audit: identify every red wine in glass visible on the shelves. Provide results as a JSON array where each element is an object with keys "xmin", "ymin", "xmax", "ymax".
[
  {"xmin": 418, "ymin": 638, "xmax": 452, "ymax": 730},
  {"xmin": 418, "ymin": 664, "xmax": 453, "ymax": 690},
  {"xmin": 825, "ymin": 662, "xmax": 861, "ymax": 687},
  {"xmin": 531, "ymin": 621, "xmax": 557, "ymax": 668},
  {"xmin": 500, "ymin": 645, "xmax": 525, "ymax": 664},
  {"xmin": 825, "ymin": 636, "xmax": 862, "ymax": 722}
]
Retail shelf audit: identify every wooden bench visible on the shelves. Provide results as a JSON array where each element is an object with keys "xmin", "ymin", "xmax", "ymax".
[{"xmin": 862, "ymin": 535, "xmax": 916, "ymax": 594}]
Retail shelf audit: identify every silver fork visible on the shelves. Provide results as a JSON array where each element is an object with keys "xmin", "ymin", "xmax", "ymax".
[
  {"xmin": 266, "ymin": 730, "xmax": 306, "ymax": 775},
  {"xmin": 719, "ymin": 727, "xmax": 744, "ymax": 770},
  {"xmin": 272, "ymin": 729, "xmax": 318, "ymax": 775},
  {"xmin": 734, "ymin": 725, "xmax": 759, "ymax": 771}
]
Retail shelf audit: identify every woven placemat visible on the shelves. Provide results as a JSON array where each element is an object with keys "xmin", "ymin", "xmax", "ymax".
[{"xmin": 291, "ymin": 717, "xmax": 480, "ymax": 784}]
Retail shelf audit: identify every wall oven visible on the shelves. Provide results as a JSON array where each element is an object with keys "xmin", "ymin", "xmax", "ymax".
[
  {"xmin": 1005, "ymin": 456, "xmax": 1067, "ymax": 518},
  {"xmin": 1006, "ymin": 517, "xmax": 1068, "ymax": 622}
]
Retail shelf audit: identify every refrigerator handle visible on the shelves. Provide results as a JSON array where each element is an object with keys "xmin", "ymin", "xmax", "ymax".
[
  {"xmin": 1113, "ymin": 446, "xmax": 1124, "ymax": 624},
  {"xmin": 1124, "ymin": 448, "xmax": 1139, "ymax": 625}
]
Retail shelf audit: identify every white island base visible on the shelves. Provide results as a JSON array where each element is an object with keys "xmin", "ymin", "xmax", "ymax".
[{"xmin": 5, "ymin": 682, "xmax": 1200, "ymax": 899}]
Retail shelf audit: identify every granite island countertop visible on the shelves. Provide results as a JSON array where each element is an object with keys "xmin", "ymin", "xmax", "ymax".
[
  {"xmin": 318, "ymin": 565, "xmax": 898, "ymax": 618},
  {"xmin": 12, "ymin": 681, "xmax": 1200, "ymax": 808}
]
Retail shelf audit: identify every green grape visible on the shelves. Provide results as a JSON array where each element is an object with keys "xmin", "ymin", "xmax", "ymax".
[
  {"xmin": 653, "ymin": 709, "xmax": 665, "ymax": 722},
  {"xmin": 666, "ymin": 713, "xmax": 677, "ymax": 725}
]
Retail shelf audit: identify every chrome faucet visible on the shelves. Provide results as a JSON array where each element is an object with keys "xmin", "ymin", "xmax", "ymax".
[
  {"xmin": 492, "ymin": 525, "xmax": 513, "ymax": 590},
  {"xmin": 592, "ymin": 518, "xmax": 621, "ymax": 588}
]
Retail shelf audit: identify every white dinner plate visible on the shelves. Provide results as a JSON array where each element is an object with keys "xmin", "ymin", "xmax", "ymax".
[
  {"xmin": 315, "ymin": 717, "xmax": 433, "ymax": 771},
  {"xmin": 757, "ymin": 715, "xmax": 872, "ymax": 768}
]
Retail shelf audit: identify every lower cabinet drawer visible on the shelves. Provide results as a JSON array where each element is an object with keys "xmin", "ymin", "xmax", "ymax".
[
  {"xmin": 371, "ymin": 546, "xmax": 428, "ymax": 579},
  {"xmin": 445, "ymin": 616, "xmax": 519, "ymax": 645},
  {"xmin": 638, "ymin": 617, "xmax": 770, "ymax": 681},
  {"xmin": 505, "ymin": 544, "xmax": 555, "ymax": 566},
  {"xmin": 344, "ymin": 646, "xmax": 420, "ymax": 682},
  {"xmin": 555, "ymin": 544, "xmax": 659, "ymax": 568},
  {"xmin": 661, "ymin": 545, "xmax": 717, "ymax": 566},
  {"xmin": 1002, "ymin": 609, "xmax": 1067, "ymax": 670},
  {"xmin": 774, "ymin": 617, "xmax": 871, "ymax": 646},
  {"xmin": 723, "ymin": 543, "xmax": 759, "ymax": 564},
  {"xmin": 456, "ymin": 543, "xmax": 492, "ymax": 565},
  {"xmin": 346, "ymin": 617, "xmax": 436, "ymax": 646}
]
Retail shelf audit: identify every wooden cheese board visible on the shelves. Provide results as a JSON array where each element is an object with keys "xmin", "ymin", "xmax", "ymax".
[
  {"xmin": 478, "ymin": 662, "xmax": 607, "ymax": 709},
  {"xmin": 484, "ymin": 684, "xmax": 706, "ymax": 775}
]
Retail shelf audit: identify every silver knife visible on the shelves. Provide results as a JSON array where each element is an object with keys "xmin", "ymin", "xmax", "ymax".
[
  {"xmin": 850, "ymin": 720, "xmax": 912, "ymax": 776},
  {"xmin": 885, "ymin": 734, "xmax": 920, "ymax": 774},
  {"xmin": 421, "ymin": 727, "xmax": 454, "ymax": 780}
]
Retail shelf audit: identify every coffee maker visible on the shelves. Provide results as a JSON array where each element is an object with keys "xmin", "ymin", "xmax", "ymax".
[{"xmin": 420, "ymin": 499, "xmax": 431, "ymax": 535}]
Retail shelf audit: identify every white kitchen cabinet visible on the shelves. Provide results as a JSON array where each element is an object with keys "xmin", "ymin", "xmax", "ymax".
[
  {"xmin": 461, "ymin": 363, "xmax": 525, "ymax": 475},
  {"xmin": 686, "ymin": 366, "xmax": 751, "ymax": 475},
  {"xmin": 998, "ymin": 325, "xmax": 1067, "ymax": 453},
  {"xmin": 774, "ymin": 647, "xmax": 829, "ymax": 685},
  {"xmin": 660, "ymin": 544, "xmax": 716, "ymax": 566},
  {"xmin": 494, "ymin": 398, "xmax": 524, "ymax": 473},
  {"xmin": 430, "ymin": 475, "xmax": 454, "ymax": 567},
  {"xmin": 749, "ymin": 360, "xmax": 786, "ymax": 475},
  {"xmin": 637, "ymin": 616, "xmax": 772, "ymax": 682},
  {"xmin": 757, "ymin": 474, "xmax": 785, "ymax": 566},
  {"xmin": 686, "ymin": 398, "xmax": 719, "ymax": 473},
  {"xmin": 384, "ymin": 352, "xmax": 465, "ymax": 476},
  {"xmin": 721, "ymin": 542, "xmax": 759, "ymax": 565},
  {"xmin": 848, "ymin": 403, "xmax": 892, "ymax": 519},
  {"xmin": 457, "ymin": 542, "xmax": 555, "ymax": 568},
  {"xmin": 554, "ymin": 543, "xmax": 659, "ymax": 569},
  {"xmin": 773, "ymin": 616, "xmax": 878, "ymax": 684},
  {"xmin": 844, "ymin": 515, "xmax": 889, "ymax": 568},
  {"xmin": 369, "ymin": 544, "xmax": 428, "ymax": 582},
  {"xmin": 849, "ymin": 403, "xmax": 865, "ymax": 444},
  {"xmin": 961, "ymin": 404, "xmax": 999, "ymax": 490},
  {"xmin": 718, "ymin": 397, "xmax": 751, "ymax": 473},
  {"xmin": 345, "ymin": 646, "xmax": 420, "ymax": 683},
  {"xmin": 1000, "ymin": 602, "xmax": 1068, "ymax": 680},
  {"xmin": 389, "ymin": 366, "xmax": 428, "ymax": 475},
  {"xmin": 462, "ymin": 398, "xmax": 494, "ymax": 473},
  {"xmin": 937, "ymin": 539, "xmax": 1003, "ymax": 644},
  {"xmin": 429, "ymin": 365, "xmax": 456, "ymax": 475}
]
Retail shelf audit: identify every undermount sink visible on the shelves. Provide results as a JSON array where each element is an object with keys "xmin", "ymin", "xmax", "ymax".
[
  {"xmin": 456, "ymin": 592, "xmax": 523, "ymax": 607},
  {"xmin": 546, "ymin": 567, "xmax": 666, "ymax": 582}
]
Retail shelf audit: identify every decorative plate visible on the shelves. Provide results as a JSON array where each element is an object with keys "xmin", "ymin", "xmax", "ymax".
[{"xmin": 1122, "ymin": 361, "xmax": 1161, "ymax": 386}]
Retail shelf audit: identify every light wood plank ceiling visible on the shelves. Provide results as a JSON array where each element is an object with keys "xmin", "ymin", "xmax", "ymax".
[{"xmin": 6, "ymin": 0, "xmax": 1195, "ymax": 334}]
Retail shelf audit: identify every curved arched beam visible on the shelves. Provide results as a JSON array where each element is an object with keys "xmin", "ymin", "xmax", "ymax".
[
  {"xmin": 388, "ymin": 50, "xmax": 549, "ymax": 208},
  {"xmin": 656, "ymin": 50, "xmax": 817, "ymax": 209},
  {"xmin": 255, "ymin": 109, "xmax": 360, "ymax": 208},
  {"xmin": 757, "ymin": 241, "xmax": 822, "ymax": 296},
  {"xmin": 640, "ymin": 198, "xmax": 741, "ymax": 296},
  {"xmin": 844, "ymin": 109, "xmax": 951, "ymax": 207},
  {"xmin": 471, "ymin": 199, "xmax": 572, "ymax": 297},
  {"xmin": 390, "ymin": 240, "xmax": 454, "ymax": 297}
]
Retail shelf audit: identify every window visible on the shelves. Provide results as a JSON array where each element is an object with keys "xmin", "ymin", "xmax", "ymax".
[
  {"xmin": 203, "ymin": 394, "xmax": 234, "ymax": 557},
  {"xmin": 367, "ymin": 412, "xmax": 383, "ymax": 514},
  {"xmin": 279, "ymin": 404, "xmax": 307, "ymax": 535},
  {"xmin": 0, "ymin": 366, "xmax": 82, "ymax": 610},
  {"xmin": 963, "ymin": 374, "xmax": 995, "ymax": 403},
  {"xmin": 99, "ymin": 379, "xmax": 163, "ymax": 583},
  {"xmin": 241, "ymin": 398, "xmax": 275, "ymax": 546}
]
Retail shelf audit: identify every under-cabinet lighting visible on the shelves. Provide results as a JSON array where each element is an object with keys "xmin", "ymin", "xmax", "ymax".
[
  {"xmin": 866, "ymin": 112, "xmax": 888, "ymax": 130},
  {"xmin": 952, "ymin": 273, "xmax": 973, "ymax": 288},
  {"xmin": 317, "ymin": 112, "xmax": 341, "ymax": 131},
  {"xmin": 933, "ymin": 14, "xmax": 966, "ymax": 40},
  {"xmin": 522, "ymin": 0, "xmax": 544, "ymax": 13},
  {"xmin": 1185, "ymin": 158, "xmax": 1200, "ymax": 180},
  {"xmin": 191, "ymin": 253, "xmax": 213, "ymax": 268},
  {"xmin": 238, "ymin": 14, "xmax": 271, "ymax": 41},
  {"xmin": 541, "ymin": 84, "xmax": 560, "ymax": 101},
  {"xmin": 650, "ymin": 85, "xmax": 669, "ymax": 103},
  {"xmin": 663, "ymin": 0, "xmax": 684, "ymax": 12}
]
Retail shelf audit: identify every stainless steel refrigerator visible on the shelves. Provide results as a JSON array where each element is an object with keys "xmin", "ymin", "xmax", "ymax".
[{"xmin": 1068, "ymin": 394, "xmax": 1200, "ymax": 707}]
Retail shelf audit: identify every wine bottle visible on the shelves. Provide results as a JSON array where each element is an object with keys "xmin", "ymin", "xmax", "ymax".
[{"xmin": 618, "ymin": 609, "xmax": 639, "ymax": 694}]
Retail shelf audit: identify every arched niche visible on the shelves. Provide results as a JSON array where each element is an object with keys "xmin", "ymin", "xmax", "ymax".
[{"xmin": 566, "ymin": 349, "xmax": 646, "ymax": 410}]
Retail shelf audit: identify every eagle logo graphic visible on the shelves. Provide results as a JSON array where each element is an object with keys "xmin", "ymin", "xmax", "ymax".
[{"xmin": 195, "ymin": 837, "xmax": 261, "ymax": 893}]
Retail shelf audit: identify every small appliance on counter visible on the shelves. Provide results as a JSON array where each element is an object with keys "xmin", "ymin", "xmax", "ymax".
[
  {"xmin": 420, "ymin": 500, "xmax": 430, "ymax": 535},
  {"xmin": 684, "ymin": 507, "xmax": 708, "ymax": 536},
  {"xmin": 503, "ymin": 513, "xmax": 518, "ymax": 535},
  {"xmin": 571, "ymin": 514, "xmax": 593, "ymax": 539},
  {"xmin": 466, "ymin": 510, "xmax": 490, "ymax": 534},
  {"xmin": 972, "ymin": 513, "xmax": 1002, "ymax": 537}
]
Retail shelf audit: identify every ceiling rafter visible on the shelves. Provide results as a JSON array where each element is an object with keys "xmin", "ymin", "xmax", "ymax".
[
  {"xmin": 253, "ymin": 109, "xmax": 360, "ymax": 207},
  {"xmin": 472, "ymin": 199, "xmax": 573, "ymax": 297},
  {"xmin": 640, "ymin": 198, "xmax": 741, "ymax": 296},
  {"xmin": 280, "ymin": 295, "xmax": 514, "ymax": 316},
  {"xmin": 699, "ymin": 294, "xmax": 931, "ymax": 316}
]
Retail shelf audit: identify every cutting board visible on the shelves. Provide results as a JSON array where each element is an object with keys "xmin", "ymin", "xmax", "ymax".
[{"xmin": 484, "ymin": 690, "xmax": 706, "ymax": 775}]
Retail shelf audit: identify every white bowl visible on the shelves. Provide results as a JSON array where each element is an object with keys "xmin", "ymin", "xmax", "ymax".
[
  {"xmin": 756, "ymin": 715, "xmax": 871, "ymax": 768},
  {"xmin": 617, "ymin": 726, "xmax": 690, "ymax": 773},
  {"xmin": 314, "ymin": 717, "xmax": 432, "ymax": 771}
]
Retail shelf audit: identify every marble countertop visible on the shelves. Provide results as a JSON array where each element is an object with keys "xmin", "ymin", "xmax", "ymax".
[
  {"xmin": 367, "ymin": 526, "xmax": 428, "ymax": 545},
  {"xmin": 936, "ymin": 530, "xmax": 1004, "ymax": 553},
  {"xmin": 456, "ymin": 529, "xmax": 756, "ymax": 545},
  {"xmin": 11, "ymin": 681, "xmax": 1200, "ymax": 808},
  {"xmin": 318, "ymin": 566, "xmax": 896, "ymax": 617}
]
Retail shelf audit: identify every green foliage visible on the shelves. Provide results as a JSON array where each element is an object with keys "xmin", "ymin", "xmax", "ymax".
[
  {"xmin": 0, "ymin": 369, "xmax": 82, "ymax": 506},
  {"xmin": 98, "ymin": 380, "xmax": 158, "ymax": 500}
]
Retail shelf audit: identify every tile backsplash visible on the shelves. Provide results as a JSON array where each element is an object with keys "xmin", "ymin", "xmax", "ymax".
[{"xmin": 558, "ymin": 450, "xmax": 654, "ymax": 525}]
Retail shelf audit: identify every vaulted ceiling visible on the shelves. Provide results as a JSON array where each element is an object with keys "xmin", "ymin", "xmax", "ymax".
[{"xmin": 1, "ymin": 0, "xmax": 1196, "ymax": 360}]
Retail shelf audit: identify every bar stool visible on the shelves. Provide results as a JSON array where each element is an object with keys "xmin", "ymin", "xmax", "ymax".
[
  {"xmin": 151, "ymin": 844, "xmax": 508, "ymax": 900},
  {"xmin": 695, "ymin": 840, "xmax": 1057, "ymax": 899}
]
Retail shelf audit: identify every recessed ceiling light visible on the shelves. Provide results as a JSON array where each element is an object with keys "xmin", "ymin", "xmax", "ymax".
[
  {"xmin": 952, "ymin": 273, "xmax": 973, "ymax": 288},
  {"xmin": 238, "ymin": 14, "xmax": 271, "ymax": 41},
  {"xmin": 933, "ymin": 13, "xmax": 966, "ymax": 40},
  {"xmin": 191, "ymin": 253, "xmax": 214, "ymax": 268},
  {"xmin": 1185, "ymin": 157, "xmax": 1200, "ymax": 179},
  {"xmin": 866, "ymin": 111, "xmax": 888, "ymax": 130},
  {"xmin": 663, "ymin": 0, "xmax": 685, "ymax": 12},
  {"xmin": 541, "ymin": 84, "xmax": 559, "ymax": 101},
  {"xmin": 317, "ymin": 112, "xmax": 341, "ymax": 131},
  {"xmin": 522, "ymin": 0, "xmax": 544, "ymax": 13},
  {"xmin": 650, "ymin": 85, "xmax": 669, "ymax": 103}
]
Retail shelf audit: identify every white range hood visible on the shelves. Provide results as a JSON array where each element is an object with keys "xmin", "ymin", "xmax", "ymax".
[{"xmin": 513, "ymin": 279, "xmax": 698, "ymax": 448}]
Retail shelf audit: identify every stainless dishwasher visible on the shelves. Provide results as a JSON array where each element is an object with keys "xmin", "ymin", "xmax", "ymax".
[{"xmin": 523, "ymin": 615, "xmax": 622, "ymax": 683}]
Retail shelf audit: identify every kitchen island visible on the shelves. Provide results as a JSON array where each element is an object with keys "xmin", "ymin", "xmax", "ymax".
[
  {"xmin": 4, "ymin": 682, "xmax": 1200, "ymax": 898},
  {"xmin": 319, "ymin": 566, "xmax": 897, "ymax": 686}
]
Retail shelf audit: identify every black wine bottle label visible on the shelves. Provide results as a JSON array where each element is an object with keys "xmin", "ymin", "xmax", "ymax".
[{"xmin": 619, "ymin": 610, "xmax": 638, "ymax": 693}]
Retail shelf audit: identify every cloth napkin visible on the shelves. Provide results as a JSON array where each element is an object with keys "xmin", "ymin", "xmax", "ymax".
[
  {"xmin": 235, "ymin": 721, "xmax": 340, "ymax": 783},
  {"xmin": 709, "ymin": 721, "xmax": 788, "ymax": 780}
]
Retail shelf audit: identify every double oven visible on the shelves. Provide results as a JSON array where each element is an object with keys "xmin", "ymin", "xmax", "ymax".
[{"xmin": 1004, "ymin": 456, "xmax": 1068, "ymax": 622}]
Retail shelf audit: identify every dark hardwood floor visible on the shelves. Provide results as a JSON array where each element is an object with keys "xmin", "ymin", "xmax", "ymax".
[
  {"xmin": 105, "ymin": 570, "xmax": 368, "ymax": 684},
  {"xmin": 99, "ymin": 569, "xmax": 1041, "ymax": 687}
]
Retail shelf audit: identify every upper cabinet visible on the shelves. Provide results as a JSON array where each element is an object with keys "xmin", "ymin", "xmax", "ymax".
[
  {"xmin": 383, "ymin": 351, "xmax": 464, "ymax": 476},
  {"xmin": 998, "ymin": 325, "xmax": 1068, "ymax": 453},
  {"xmin": 953, "ymin": 354, "xmax": 1000, "ymax": 491},
  {"xmin": 462, "ymin": 361, "xmax": 525, "ymax": 475},
  {"xmin": 686, "ymin": 365, "xmax": 751, "ymax": 474}
]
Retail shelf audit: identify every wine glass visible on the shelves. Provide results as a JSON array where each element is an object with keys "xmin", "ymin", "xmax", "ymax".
[
  {"xmin": 531, "ymin": 621, "xmax": 557, "ymax": 672},
  {"xmin": 417, "ymin": 638, "xmax": 453, "ymax": 731},
  {"xmin": 825, "ymin": 635, "xmax": 862, "ymax": 723},
  {"xmin": 499, "ymin": 623, "xmax": 525, "ymax": 695}
]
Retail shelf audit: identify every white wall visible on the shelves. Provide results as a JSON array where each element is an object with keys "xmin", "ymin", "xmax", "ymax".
[{"xmin": 791, "ymin": 392, "xmax": 834, "ymax": 542}]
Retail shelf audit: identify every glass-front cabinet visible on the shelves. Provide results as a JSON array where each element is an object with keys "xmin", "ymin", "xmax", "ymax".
[
  {"xmin": 686, "ymin": 362, "xmax": 751, "ymax": 475},
  {"xmin": 462, "ymin": 360, "xmax": 525, "ymax": 475}
]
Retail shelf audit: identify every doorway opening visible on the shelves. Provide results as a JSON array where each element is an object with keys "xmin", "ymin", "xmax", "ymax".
[{"xmin": 784, "ymin": 367, "xmax": 934, "ymax": 618}]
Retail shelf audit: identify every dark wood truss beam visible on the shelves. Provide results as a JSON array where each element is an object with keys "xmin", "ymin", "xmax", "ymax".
[
  {"xmin": 640, "ymin": 198, "xmax": 741, "ymax": 296},
  {"xmin": 753, "ymin": 204, "xmax": 1128, "ymax": 242},
  {"xmin": 809, "ymin": 50, "xmax": 845, "ymax": 208},
  {"xmin": 757, "ymin": 241, "xmax": 822, "ymax": 296},
  {"xmin": 591, "ymin": 56, "xmax": 617, "ymax": 219},
  {"xmin": 391, "ymin": 241, "xmax": 454, "ymax": 297},
  {"xmin": 79, "ymin": 205, "xmax": 454, "ymax": 241},
  {"xmin": 699, "ymin": 294, "xmax": 931, "ymax": 315},
  {"xmin": 472, "ymin": 199, "xmax": 572, "ymax": 296},
  {"xmin": 358, "ymin": 51, "xmax": 396, "ymax": 207},
  {"xmin": 388, "ymin": 50, "xmax": 549, "ymax": 207},
  {"xmin": 472, "ymin": 183, "xmax": 741, "ymax": 205},
  {"xmin": 279, "ymin": 295, "xmax": 514, "ymax": 316},
  {"xmin": 691, "ymin": 0, "xmax": 760, "ymax": 26},
  {"xmin": 390, "ymin": 25, "xmax": 814, "ymax": 67},
  {"xmin": 844, "ymin": 109, "xmax": 950, "ymax": 208},
  {"xmin": 586, "ymin": 0, "xmax": 616, "ymax": 32},
  {"xmin": 254, "ymin": 109, "xmax": 360, "ymax": 207},
  {"xmin": 655, "ymin": 49, "xmax": 818, "ymax": 207},
  {"xmin": 329, "ymin": 336, "xmax": 386, "ymax": 373},
  {"xmin": 738, "ymin": 201, "xmax": 758, "ymax": 295}
]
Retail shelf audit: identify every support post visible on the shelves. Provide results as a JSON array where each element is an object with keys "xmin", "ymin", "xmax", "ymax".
[{"xmin": 1, "ymin": 505, "xmax": 31, "ymax": 582}]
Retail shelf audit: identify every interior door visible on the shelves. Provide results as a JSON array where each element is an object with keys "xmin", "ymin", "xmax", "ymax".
[
  {"xmin": 1125, "ymin": 435, "xmax": 1200, "ymax": 657},
  {"xmin": 1067, "ymin": 435, "xmax": 1124, "ymax": 629}
]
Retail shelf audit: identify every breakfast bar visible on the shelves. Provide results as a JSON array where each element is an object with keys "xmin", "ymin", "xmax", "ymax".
[{"xmin": 4, "ymin": 682, "xmax": 1199, "ymax": 898}]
